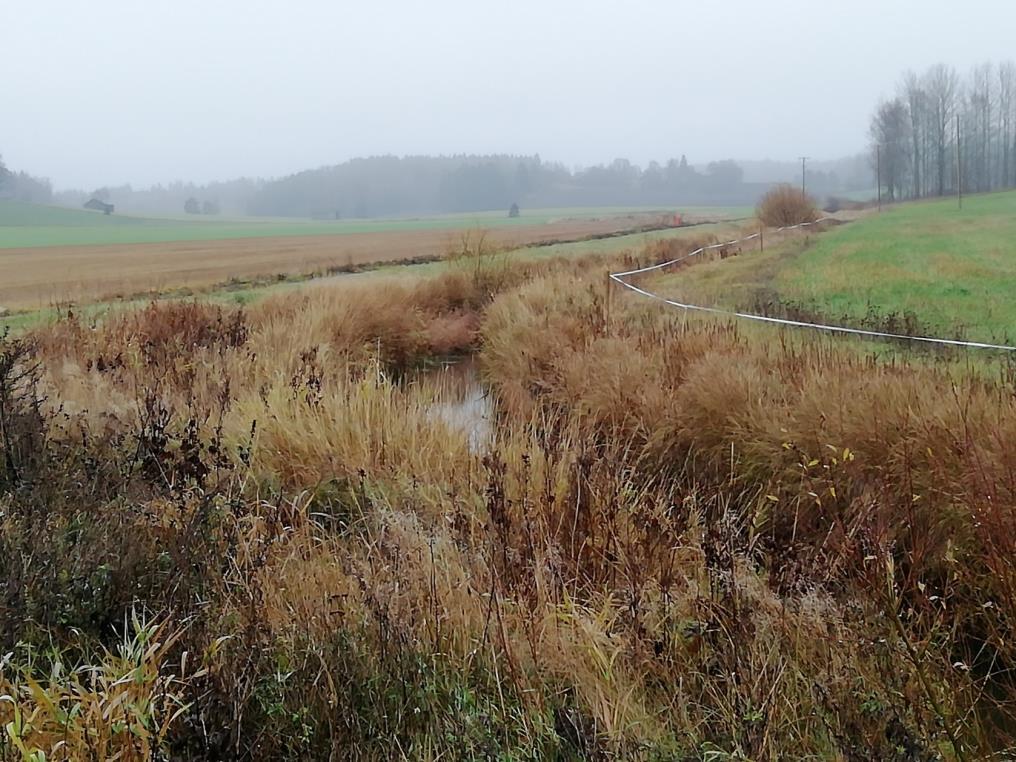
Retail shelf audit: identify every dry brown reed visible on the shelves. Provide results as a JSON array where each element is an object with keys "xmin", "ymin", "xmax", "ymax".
[{"xmin": 1, "ymin": 230, "xmax": 1014, "ymax": 759}]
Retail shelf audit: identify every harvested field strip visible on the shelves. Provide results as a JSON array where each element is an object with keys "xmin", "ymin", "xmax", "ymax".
[{"xmin": 0, "ymin": 216, "xmax": 678, "ymax": 311}]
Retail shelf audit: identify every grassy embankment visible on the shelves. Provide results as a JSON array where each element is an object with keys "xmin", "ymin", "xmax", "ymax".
[
  {"xmin": 1, "ymin": 200, "xmax": 1015, "ymax": 759},
  {"xmin": 653, "ymin": 190, "xmax": 1016, "ymax": 346}
]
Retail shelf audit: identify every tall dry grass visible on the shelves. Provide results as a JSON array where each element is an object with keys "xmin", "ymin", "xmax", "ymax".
[{"xmin": 1, "ymin": 232, "xmax": 1015, "ymax": 758}]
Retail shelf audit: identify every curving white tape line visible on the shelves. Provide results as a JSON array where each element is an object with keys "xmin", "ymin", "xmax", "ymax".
[{"xmin": 610, "ymin": 219, "xmax": 1016, "ymax": 352}]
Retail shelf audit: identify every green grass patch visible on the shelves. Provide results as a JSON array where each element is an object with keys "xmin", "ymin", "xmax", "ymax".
[{"xmin": 653, "ymin": 191, "xmax": 1016, "ymax": 346}]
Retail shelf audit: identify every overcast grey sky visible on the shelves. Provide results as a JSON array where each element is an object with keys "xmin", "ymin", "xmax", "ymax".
[{"xmin": 5, "ymin": 0, "xmax": 1016, "ymax": 189}]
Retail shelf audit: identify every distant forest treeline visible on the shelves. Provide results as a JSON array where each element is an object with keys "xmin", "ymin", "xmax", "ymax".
[
  {"xmin": 45, "ymin": 154, "xmax": 872, "ymax": 219},
  {"xmin": 0, "ymin": 155, "xmax": 53, "ymax": 205},
  {"xmin": 242, "ymin": 154, "xmax": 872, "ymax": 218},
  {"xmin": 871, "ymin": 61, "xmax": 1016, "ymax": 201}
]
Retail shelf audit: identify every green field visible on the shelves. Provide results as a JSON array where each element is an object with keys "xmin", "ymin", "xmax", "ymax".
[
  {"xmin": 655, "ymin": 191, "xmax": 1016, "ymax": 346},
  {"xmin": 0, "ymin": 200, "xmax": 748, "ymax": 249}
]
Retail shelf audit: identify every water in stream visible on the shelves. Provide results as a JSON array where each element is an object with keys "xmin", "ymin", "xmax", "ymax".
[{"xmin": 413, "ymin": 357, "xmax": 492, "ymax": 452}]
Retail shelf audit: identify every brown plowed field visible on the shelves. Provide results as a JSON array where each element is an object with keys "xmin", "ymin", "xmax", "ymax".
[{"xmin": 0, "ymin": 216, "xmax": 659, "ymax": 311}]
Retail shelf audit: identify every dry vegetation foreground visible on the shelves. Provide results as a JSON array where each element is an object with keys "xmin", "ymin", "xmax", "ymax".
[
  {"xmin": 2, "ymin": 225, "xmax": 1016, "ymax": 760},
  {"xmin": 0, "ymin": 213, "xmax": 672, "ymax": 311}
]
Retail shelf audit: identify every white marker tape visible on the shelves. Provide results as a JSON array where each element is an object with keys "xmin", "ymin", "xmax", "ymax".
[{"xmin": 610, "ymin": 219, "xmax": 1016, "ymax": 352}]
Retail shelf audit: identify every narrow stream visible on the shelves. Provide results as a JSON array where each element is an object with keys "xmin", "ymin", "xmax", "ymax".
[{"xmin": 413, "ymin": 356, "xmax": 492, "ymax": 452}]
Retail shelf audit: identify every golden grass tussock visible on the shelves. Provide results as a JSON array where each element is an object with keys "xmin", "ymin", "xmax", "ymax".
[{"xmin": 228, "ymin": 372, "xmax": 475, "ymax": 493}]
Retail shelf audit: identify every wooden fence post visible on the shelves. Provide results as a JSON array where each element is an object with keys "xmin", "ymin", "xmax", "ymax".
[{"xmin": 604, "ymin": 271, "xmax": 612, "ymax": 329}]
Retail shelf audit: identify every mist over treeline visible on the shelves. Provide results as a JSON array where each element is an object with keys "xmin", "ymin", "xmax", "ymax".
[
  {"xmin": 871, "ymin": 60, "xmax": 1016, "ymax": 201},
  {"xmin": 53, "ymin": 178, "xmax": 261, "ymax": 218},
  {"xmin": 0, "ymin": 155, "xmax": 53, "ymax": 205},
  {"xmin": 45, "ymin": 154, "xmax": 872, "ymax": 219},
  {"xmin": 15, "ymin": 59, "xmax": 1016, "ymax": 220}
]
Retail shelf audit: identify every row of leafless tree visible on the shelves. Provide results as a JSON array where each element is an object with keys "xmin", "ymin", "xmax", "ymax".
[{"xmin": 870, "ymin": 62, "xmax": 1016, "ymax": 201}]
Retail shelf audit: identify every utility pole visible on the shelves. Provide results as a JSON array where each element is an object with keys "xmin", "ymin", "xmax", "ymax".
[
  {"xmin": 876, "ymin": 145, "xmax": 882, "ymax": 212},
  {"xmin": 799, "ymin": 156, "xmax": 809, "ymax": 196},
  {"xmin": 956, "ymin": 114, "xmax": 963, "ymax": 210}
]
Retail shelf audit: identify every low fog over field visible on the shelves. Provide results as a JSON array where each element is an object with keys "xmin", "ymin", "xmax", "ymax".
[{"xmin": 5, "ymin": 0, "xmax": 1016, "ymax": 197}]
